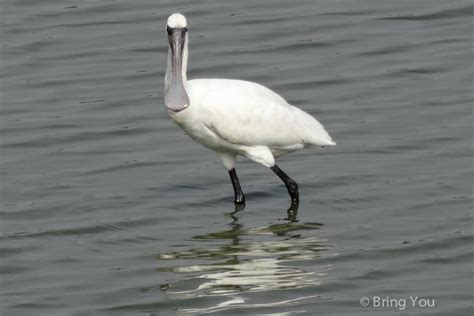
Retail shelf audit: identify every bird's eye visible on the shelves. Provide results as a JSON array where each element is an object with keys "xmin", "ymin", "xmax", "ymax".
[
  {"xmin": 183, "ymin": 27, "xmax": 188, "ymax": 33},
  {"xmin": 166, "ymin": 26, "xmax": 172, "ymax": 35}
]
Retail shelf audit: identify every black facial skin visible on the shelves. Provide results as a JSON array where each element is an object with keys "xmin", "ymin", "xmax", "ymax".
[{"xmin": 167, "ymin": 26, "xmax": 187, "ymax": 38}]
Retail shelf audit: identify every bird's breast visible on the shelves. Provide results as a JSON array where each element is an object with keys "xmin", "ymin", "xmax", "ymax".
[{"xmin": 168, "ymin": 106, "xmax": 235, "ymax": 152}]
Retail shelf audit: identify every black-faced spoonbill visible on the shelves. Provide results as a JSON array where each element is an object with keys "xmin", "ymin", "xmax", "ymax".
[{"xmin": 164, "ymin": 13, "xmax": 336, "ymax": 209}]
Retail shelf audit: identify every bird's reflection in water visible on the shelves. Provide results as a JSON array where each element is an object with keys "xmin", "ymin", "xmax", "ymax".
[{"xmin": 156, "ymin": 205, "xmax": 332, "ymax": 314}]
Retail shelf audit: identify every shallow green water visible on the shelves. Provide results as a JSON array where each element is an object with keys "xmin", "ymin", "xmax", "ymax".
[{"xmin": 1, "ymin": 0, "xmax": 472, "ymax": 315}]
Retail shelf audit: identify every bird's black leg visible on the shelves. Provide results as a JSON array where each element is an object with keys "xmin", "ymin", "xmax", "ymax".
[
  {"xmin": 270, "ymin": 165, "xmax": 299, "ymax": 205},
  {"xmin": 228, "ymin": 168, "xmax": 245, "ymax": 205}
]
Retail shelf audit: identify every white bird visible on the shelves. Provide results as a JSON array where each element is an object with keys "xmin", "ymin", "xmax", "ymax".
[{"xmin": 164, "ymin": 13, "xmax": 335, "ymax": 207}]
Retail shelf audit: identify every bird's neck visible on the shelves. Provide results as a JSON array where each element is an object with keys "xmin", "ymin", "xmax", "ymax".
[{"xmin": 165, "ymin": 36, "xmax": 188, "ymax": 93}]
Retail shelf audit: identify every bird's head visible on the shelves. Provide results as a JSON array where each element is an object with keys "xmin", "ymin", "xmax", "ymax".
[
  {"xmin": 165, "ymin": 13, "xmax": 190, "ymax": 112},
  {"xmin": 167, "ymin": 13, "xmax": 187, "ymax": 29}
]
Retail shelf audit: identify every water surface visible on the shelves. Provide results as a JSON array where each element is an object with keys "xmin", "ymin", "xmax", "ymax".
[{"xmin": 1, "ymin": 0, "xmax": 472, "ymax": 315}]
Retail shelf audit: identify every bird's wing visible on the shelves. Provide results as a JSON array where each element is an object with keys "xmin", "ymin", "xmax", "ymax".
[{"xmin": 187, "ymin": 79, "xmax": 335, "ymax": 148}]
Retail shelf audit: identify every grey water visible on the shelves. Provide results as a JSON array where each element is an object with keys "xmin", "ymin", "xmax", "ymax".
[{"xmin": 1, "ymin": 0, "xmax": 472, "ymax": 315}]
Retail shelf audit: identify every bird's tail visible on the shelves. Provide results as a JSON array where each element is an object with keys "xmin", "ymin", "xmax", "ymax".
[{"xmin": 292, "ymin": 107, "xmax": 336, "ymax": 146}]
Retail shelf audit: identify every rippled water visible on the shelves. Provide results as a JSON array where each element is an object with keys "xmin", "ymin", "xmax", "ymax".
[{"xmin": 1, "ymin": 0, "xmax": 473, "ymax": 315}]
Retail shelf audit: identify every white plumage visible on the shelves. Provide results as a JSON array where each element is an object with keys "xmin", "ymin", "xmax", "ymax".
[
  {"xmin": 164, "ymin": 13, "xmax": 335, "ymax": 206},
  {"xmin": 170, "ymin": 79, "xmax": 335, "ymax": 167}
]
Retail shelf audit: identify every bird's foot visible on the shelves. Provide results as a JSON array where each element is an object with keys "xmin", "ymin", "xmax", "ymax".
[
  {"xmin": 234, "ymin": 193, "xmax": 245, "ymax": 205},
  {"xmin": 233, "ymin": 198, "xmax": 246, "ymax": 212},
  {"xmin": 286, "ymin": 199, "xmax": 299, "ymax": 222}
]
